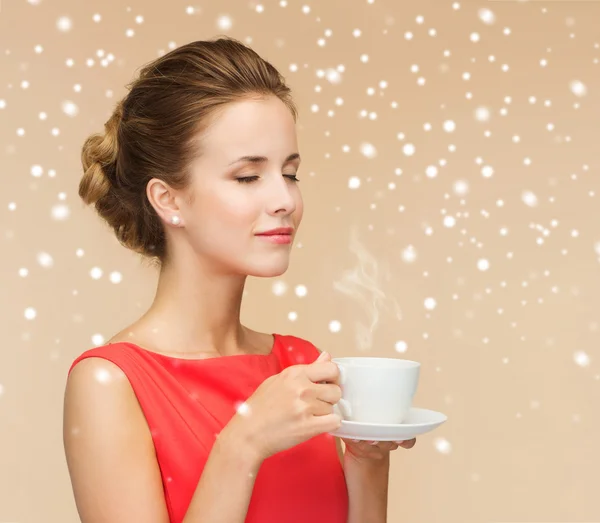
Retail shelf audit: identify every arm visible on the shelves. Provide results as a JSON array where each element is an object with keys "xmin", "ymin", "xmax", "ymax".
[
  {"xmin": 344, "ymin": 452, "xmax": 390, "ymax": 523},
  {"xmin": 183, "ymin": 417, "xmax": 262, "ymax": 522},
  {"xmin": 335, "ymin": 438, "xmax": 390, "ymax": 523},
  {"xmin": 321, "ymin": 346, "xmax": 391, "ymax": 522},
  {"xmin": 63, "ymin": 358, "xmax": 263, "ymax": 523}
]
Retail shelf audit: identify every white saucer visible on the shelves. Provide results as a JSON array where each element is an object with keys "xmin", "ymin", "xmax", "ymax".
[{"xmin": 328, "ymin": 407, "xmax": 447, "ymax": 441}]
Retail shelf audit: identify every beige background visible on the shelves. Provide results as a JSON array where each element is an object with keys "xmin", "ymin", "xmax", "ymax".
[{"xmin": 1, "ymin": 0, "xmax": 599, "ymax": 522}]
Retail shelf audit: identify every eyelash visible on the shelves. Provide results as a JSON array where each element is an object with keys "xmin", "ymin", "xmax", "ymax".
[{"xmin": 236, "ymin": 174, "xmax": 300, "ymax": 184}]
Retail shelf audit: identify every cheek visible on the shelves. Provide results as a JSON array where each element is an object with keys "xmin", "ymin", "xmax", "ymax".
[
  {"xmin": 222, "ymin": 198, "xmax": 255, "ymax": 224},
  {"xmin": 195, "ymin": 191, "xmax": 257, "ymax": 230}
]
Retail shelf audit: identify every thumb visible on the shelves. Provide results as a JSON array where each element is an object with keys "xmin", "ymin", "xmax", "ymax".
[{"xmin": 316, "ymin": 350, "xmax": 331, "ymax": 362}]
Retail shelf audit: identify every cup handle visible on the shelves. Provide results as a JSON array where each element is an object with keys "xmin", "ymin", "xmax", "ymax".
[
  {"xmin": 333, "ymin": 363, "xmax": 351, "ymax": 419},
  {"xmin": 333, "ymin": 398, "xmax": 352, "ymax": 419},
  {"xmin": 336, "ymin": 364, "xmax": 345, "ymax": 385}
]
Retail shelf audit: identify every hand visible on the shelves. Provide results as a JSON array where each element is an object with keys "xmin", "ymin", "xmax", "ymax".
[
  {"xmin": 342, "ymin": 437, "xmax": 417, "ymax": 462},
  {"xmin": 228, "ymin": 351, "xmax": 343, "ymax": 462}
]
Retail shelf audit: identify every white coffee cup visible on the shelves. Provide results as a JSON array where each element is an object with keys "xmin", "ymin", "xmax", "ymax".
[{"xmin": 332, "ymin": 357, "xmax": 420, "ymax": 425}]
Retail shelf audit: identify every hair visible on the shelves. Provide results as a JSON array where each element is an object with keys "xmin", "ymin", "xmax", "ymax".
[{"xmin": 78, "ymin": 36, "xmax": 298, "ymax": 265}]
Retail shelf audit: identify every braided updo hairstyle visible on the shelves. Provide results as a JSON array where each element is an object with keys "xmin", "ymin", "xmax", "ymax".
[{"xmin": 79, "ymin": 37, "xmax": 297, "ymax": 264}]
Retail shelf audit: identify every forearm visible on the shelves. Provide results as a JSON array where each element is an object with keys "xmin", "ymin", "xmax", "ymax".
[
  {"xmin": 183, "ymin": 425, "xmax": 263, "ymax": 523},
  {"xmin": 344, "ymin": 452, "xmax": 390, "ymax": 523}
]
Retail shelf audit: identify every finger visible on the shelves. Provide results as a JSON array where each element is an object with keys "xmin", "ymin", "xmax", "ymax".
[
  {"xmin": 397, "ymin": 438, "xmax": 417, "ymax": 449},
  {"xmin": 377, "ymin": 441, "xmax": 399, "ymax": 452},
  {"xmin": 315, "ymin": 350, "xmax": 330, "ymax": 362},
  {"xmin": 310, "ymin": 412, "xmax": 342, "ymax": 434},
  {"xmin": 305, "ymin": 360, "xmax": 340, "ymax": 384},
  {"xmin": 312, "ymin": 398, "xmax": 336, "ymax": 416},
  {"xmin": 313, "ymin": 383, "xmax": 342, "ymax": 405}
]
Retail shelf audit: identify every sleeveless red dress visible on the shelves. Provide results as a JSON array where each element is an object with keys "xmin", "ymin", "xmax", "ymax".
[{"xmin": 68, "ymin": 333, "xmax": 349, "ymax": 523}]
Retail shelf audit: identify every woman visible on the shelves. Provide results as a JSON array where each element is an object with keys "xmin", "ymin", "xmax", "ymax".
[{"xmin": 63, "ymin": 37, "xmax": 415, "ymax": 523}]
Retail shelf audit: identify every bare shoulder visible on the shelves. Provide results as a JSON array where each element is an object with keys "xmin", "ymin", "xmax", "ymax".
[
  {"xmin": 66, "ymin": 356, "xmax": 130, "ymax": 394},
  {"xmin": 64, "ymin": 357, "xmax": 169, "ymax": 523}
]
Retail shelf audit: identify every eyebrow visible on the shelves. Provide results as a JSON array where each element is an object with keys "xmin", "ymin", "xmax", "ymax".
[{"xmin": 228, "ymin": 153, "xmax": 301, "ymax": 166}]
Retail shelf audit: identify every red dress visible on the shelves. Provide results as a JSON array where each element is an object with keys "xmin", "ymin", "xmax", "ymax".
[{"xmin": 68, "ymin": 333, "xmax": 349, "ymax": 523}]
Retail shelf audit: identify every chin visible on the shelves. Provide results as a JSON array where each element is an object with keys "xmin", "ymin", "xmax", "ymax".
[{"xmin": 244, "ymin": 259, "xmax": 291, "ymax": 278}]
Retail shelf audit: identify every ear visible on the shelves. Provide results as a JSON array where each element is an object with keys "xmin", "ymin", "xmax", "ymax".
[{"xmin": 146, "ymin": 178, "xmax": 184, "ymax": 227}]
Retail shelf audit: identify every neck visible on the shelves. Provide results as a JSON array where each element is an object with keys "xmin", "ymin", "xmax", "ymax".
[{"xmin": 134, "ymin": 253, "xmax": 250, "ymax": 356}]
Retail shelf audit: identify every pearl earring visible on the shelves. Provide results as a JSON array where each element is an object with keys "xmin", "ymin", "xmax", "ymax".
[{"xmin": 170, "ymin": 215, "xmax": 181, "ymax": 226}]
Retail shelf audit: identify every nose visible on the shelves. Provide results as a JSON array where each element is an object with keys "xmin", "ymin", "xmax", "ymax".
[{"xmin": 265, "ymin": 175, "xmax": 298, "ymax": 216}]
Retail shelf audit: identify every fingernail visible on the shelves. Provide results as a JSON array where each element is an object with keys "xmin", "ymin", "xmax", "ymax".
[
  {"xmin": 369, "ymin": 441, "xmax": 378, "ymax": 445},
  {"xmin": 395, "ymin": 440, "xmax": 405, "ymax": 444},
  {"xmin": 351, "ymin": 439, "xmax": 360, "ymax": 443}
]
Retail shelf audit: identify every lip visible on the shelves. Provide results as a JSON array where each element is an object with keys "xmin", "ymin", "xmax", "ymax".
[
  {"xmin": 255, "ymin": 227, "xmax": 294, "ymax": 236},
  {"xmin": 256, "ymin": 234, "xmax": 292, "ymax": 244}
]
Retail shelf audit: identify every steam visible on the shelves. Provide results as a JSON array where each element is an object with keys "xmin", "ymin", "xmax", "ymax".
[{"xmin": 333, "ymin": 226, "xmax": 402, "ymax": 351}]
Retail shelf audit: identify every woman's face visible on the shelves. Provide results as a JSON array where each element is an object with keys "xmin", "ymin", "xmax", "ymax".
[{"xmin": 163, "ymin": 95, "xmax": 304, "ymax": 277}]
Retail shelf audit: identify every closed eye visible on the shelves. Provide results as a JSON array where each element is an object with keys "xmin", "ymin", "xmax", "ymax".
[
  {"xmin": 236, "ymin": 176, "xmax": 259, "ymax": 184},
  {"xmin": 236, "ymin": 174, "xmax": 300, "ymax": 184}
]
